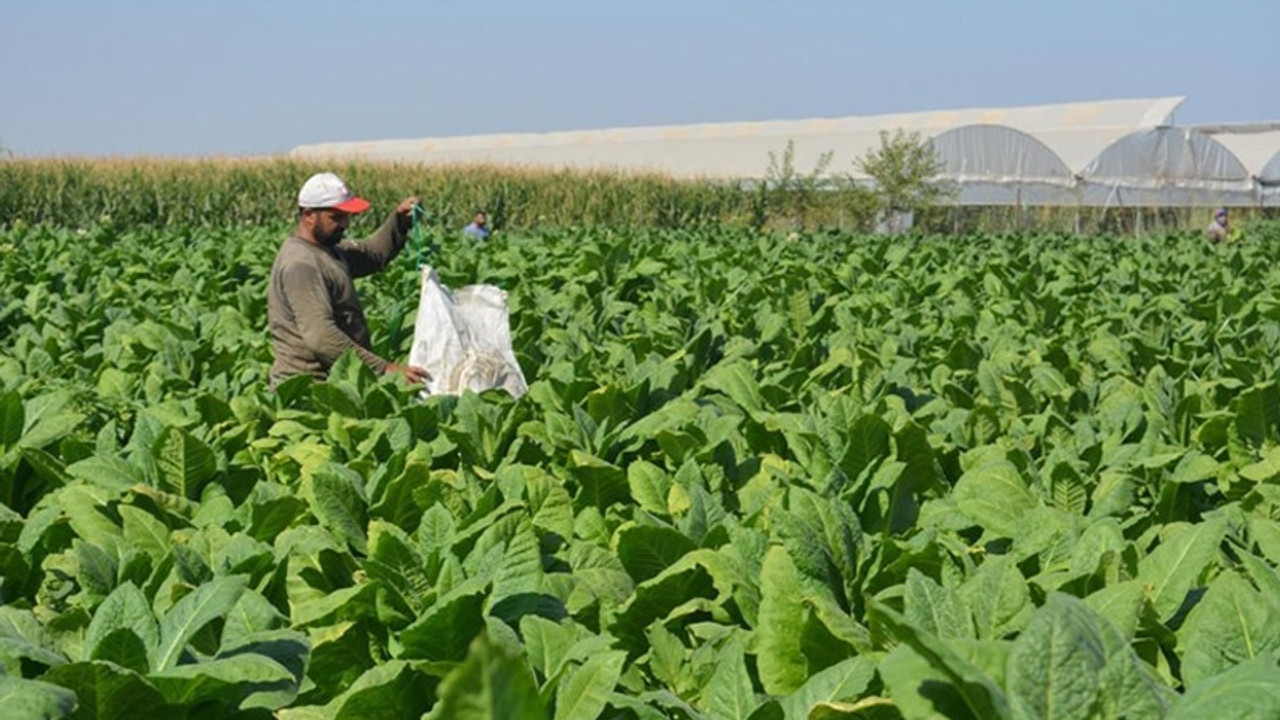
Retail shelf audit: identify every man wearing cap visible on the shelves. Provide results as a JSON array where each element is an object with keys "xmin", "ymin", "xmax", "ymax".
[
  {"xmin": 267, "ymin": 172, "xmax": 430, "ymax": 387},
  {"xmin": 1205, "ymin": 208, "xmax": 1230, "ymax": 243}
]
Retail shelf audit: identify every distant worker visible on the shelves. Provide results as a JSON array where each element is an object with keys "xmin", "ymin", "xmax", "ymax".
[
  {"xmin": 463, "ymin": 210, "xmax": 491, "ymax": 241},
  {"xmin": 268, "ymin": 172, "xmax": 430, "ymax": 387},
  {"xmin": 1205, "ymin": 207, "xmax": 1230, "ymax": 243}
]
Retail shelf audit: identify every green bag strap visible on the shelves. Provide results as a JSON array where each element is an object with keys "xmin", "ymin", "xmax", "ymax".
[{"xmin": 410, "ymin": 204, "xmax": 429, "ymax": 269}]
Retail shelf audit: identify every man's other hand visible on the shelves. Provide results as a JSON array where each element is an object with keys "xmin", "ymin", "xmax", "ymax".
[{"xmin": 387, "ymin": 363, "xmax": 430, "ymax": 386}]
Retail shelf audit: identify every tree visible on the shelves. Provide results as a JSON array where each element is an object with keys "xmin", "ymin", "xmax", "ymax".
[
  {"xmin": 766, "ymin": 139, "xmax": 834, "ymax": 230},
  {"xmin": 854, "ymin": 129, "xmax": 953, "ymax": 232}
]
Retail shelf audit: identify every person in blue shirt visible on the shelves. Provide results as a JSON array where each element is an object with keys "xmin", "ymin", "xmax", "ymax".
[{"xmin": 463, "ymin": 210, "xmax": 491, "ymax": 241}]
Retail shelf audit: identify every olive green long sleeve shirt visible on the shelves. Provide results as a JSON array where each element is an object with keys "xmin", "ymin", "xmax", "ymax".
[{"xmin": 267, "ymin": 213, "xmax": 408, "ymax": 384}]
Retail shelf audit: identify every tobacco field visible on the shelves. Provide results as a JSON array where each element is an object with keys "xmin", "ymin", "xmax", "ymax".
[{"xmin": 3, "ymin": 222, "xmax": 1280, "ymax": 719}]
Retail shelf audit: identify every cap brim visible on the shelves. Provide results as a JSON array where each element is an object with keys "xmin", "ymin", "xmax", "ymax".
[{"xmin": 333, "ymin": 197, "xmax": 371, "ymax": 214}]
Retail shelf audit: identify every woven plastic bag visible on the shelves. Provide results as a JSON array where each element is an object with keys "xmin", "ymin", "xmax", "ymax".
[{"xmin": 407, "ymin": 266, "xmax": 528, "ymax": 398}]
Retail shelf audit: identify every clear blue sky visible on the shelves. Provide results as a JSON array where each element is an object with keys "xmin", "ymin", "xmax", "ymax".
[{"xmin": 3, "ymin": 0, "xmax": 1276, "ymax": 156}]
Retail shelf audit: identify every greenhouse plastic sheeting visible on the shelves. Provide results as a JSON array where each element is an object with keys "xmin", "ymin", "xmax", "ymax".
[
  {"xmin": 1263, "ymin": 155, "xmax": 1280, "ymax": 186},
  {"xmin": 288, "ymin": 97, "xmax": 1184, "ymax": 182},
  {"xmin": 1197, "ymin": 124, "xmax": 1280, "ymax": 184},
  {"xmin": 288, "ymin": 96, "xmax": 1280, "ymax": 207},
  {"xmin": 932, "ymin": 124, "xmax": 1079, "ymax": 205},
  {"xmin": 408, "ymin": 267, "xmax": 528, "ymax": 398},
  {"xmin": 933, "ymin": 125, "xmax": 1073, "ymax": 186},
  {"xmin": 1078, "ymin": 128, "xmax": 1257, "ymax": 207}
]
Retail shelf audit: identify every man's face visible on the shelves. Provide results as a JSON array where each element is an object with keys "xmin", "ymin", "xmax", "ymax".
[
  {"xmin": 308, "ymin": 208, "xmax": 351, "ymax": 246},
  {"xmin": 474, "ymin": 213, "xmax": 487, "ymax": 228}
]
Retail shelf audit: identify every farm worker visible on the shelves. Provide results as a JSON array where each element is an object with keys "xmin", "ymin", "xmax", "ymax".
[
  {"xmin": 463, "ymin": 210, "xmax": 491, "ymax": 241},
  {"xmin": 1204, "ymin": 208, "xmax": 1229, "ymax": 243},
  {"xmin": 267, "ymin": 172, "xmax": 430, "ymax": 388}
]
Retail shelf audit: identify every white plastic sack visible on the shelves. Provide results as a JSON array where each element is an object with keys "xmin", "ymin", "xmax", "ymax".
[{"xmin": 408, "ymin": 266, "xmax": 528, "ymax": 398}]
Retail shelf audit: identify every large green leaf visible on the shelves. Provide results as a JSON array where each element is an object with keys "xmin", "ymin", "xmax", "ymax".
[
  {"xmin": 397, "ymin": 580, "xmax": 488, "ymax": 662},
  {"xmin": 220, "ymin": 589, "xmax": 289, "ymax": 651},
  {"xmin": 1005, "ymin": 594, "xmax": 1105, "ymax": 720},
  {"xmin": 704, "ymin": 635, "xmax": 758, "ymax": 720},
  {"xmin": 520, "ymin": 615, "xmax": 579, "ymax": 680},
  {"xmin": 492, "ymin": 521, "xmax": 543, "ymax": 601},
  {"xmin": 610, "ymin": 557, "xmax": 716, "ymax": 654},
  {"xmin": 299, "ymin": 622, "xmax": 373, "ymax": 707},
  {"xmin": 756, "ymin": 546, "xmax": 811, "ymax": 695},
  {"xmin": 1094, "ymin": 607, "xmax": 1173, "ymax": 720},
  {"xmin": 41, "ymin": 661, "xmax": 168, "ymax": 720},
  {"xmin": 18, "ymin": 391, "xmax": 84, "ymax": 451},
  {"xmin": 905, "ymin": 569, "xmax": 974, "ymax": 640},
  {"xmin": 85, "ymin": 582, "xmax": 158, "ymax": 670},
  {"xmin": 154, "ymin": 575, "xmax": 248, "ymax": 671},
  {"xmin": 702, "ymin": 360, "xmax": 765, "ymax": 414},
  {"xmin": 836, "ymin": 414, "xmax": 892, "ymax": 482},
  {"xmin": 780, "ymin": 656, "xmax": 877, "ymax": 720},
  {"xmin": 118, "ymin": 505, "xmax": 171, "ymax": 560},
  {"xmin": 1136, "ymin": 519, "xmax": 1225, "ymax": 623},
  {"xmin": 1232, "ymin": 383, "xmax": 1280, "ymax": 450},
  {"xmin": 1082, "ymin": 581, "xmax": 1146, "ymax": 641},
  {"xmin": 54, "ymin": 484, "xmax": 123, "ymax": 554},
  {"xmin": 554, "ymin": 650, "xmax": 626, "ymax": 720},
  {"xmin": 363, "ymin": 520, "xmax": 433, "ymax": 615},
  {"xmin": 877, "ymin": 644, "xmax": 970, "ymax": 720},
  {"xmin": 297, "ymin": 659, "xmax": 434, "ymax": 720},
  {"xmin": 304, "ymin": 462, "xmax": 369, "ymax": 555},
  {"xmin": 0, "ymin": 676, "xmax": 78, "ymax": 720},
  {"xmin": 64, "ymin": 456, "xmax": 143, "ymax": 493},
  {"xmin": 427, "ymin": 634, "xmax": 546, "ymax": 720},
  {"xmin": 783, "ymin": 487, "xmax": 860, "ymax": 595},
  {"xmin": 152, "ymin": 426, "xmax": 218, "ymax": 500},
  {"xmin": 1167, "ymin": 652, "xmax": 1280, "ymax": 720},
  {"xmin": 959, "ymin": 556, "xmax": 1030, "ymax": 640},
  {"xmin": 217, "ymin": 631, "xmax": 311, "ymax": 709},
  {"xmin": 952, "ymin": 461, "xmax": 1037, "ymax": 538},
  {"xmin": 869, "ymin": 600, "xmax": 1011, "ymax": 720},
  {"xmin": 0, "ymin": 391, "xmax": 24, "ymax": 452},
  {"xmin": 627, "ymin": 461, "xmax": 673, "ymax": 516},
  {"xmin": 149, "ymin": 653, "xmax": 299, "ymax": 711},
  {"xmin": 0, "ymin": 607, "xmax": 68, "ymax": 670},
  {"xmin": 1178, "ymin": 571, "xmax": 1280, "ymax": 686},
  {"xmin": 566, "ymin": 542, "xmax": 634, "ymax": 613},
  {"xmin": 615, "ymin": 523, "xmax": 696, "ymax": 584},
  {"xmin": 567, "ymin": 451, "xmax": 630, "ymax": 511}
]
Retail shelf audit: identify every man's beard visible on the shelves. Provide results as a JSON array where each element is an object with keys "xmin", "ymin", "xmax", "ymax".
[{"xmin": 316, "ymin": 227, "xmax": 345, "ymax": 247}]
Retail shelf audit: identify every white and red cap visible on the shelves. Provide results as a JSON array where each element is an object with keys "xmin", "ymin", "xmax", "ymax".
[{"xmin": 297, "ymin": 172, "xmax": 371, "ymax": 214}]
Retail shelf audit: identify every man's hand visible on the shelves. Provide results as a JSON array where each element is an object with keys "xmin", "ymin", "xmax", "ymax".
[
  {"xmin": 386, "ymin": 363, "xmax": 431, "ymax": 386},
  {"xmin": 395, "ymin": 196, "xmax": 423, "ymax": 231}
]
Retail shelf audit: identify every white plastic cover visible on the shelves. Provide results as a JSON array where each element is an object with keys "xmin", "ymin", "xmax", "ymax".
[
  {"xmin": 933, "ymin": 125, "xmax": 1073, "ymax": 185},
  {"xmin": 1260, "ymin": 154, "xmax": 1280, "ymax": 186},
  {"xmin": 1079, "ymin": 128, "xmax": 1256, "ymax": 207},
  {"xmin": 289, "ymin": 96, "xmax": 1280, "ymax": 207},
  {"xmin": 289, "ymin": 97, "xmax": 1183, "ymax": 182},
  {"xmin": 408, "ymin": 267, "xmax": 528, "ymax": 398},
  {"xmin": 1195, "ymin": 124, "xmax": 1280, "ymax": 183}
]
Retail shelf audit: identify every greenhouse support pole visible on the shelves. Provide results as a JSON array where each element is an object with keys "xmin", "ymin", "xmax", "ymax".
[{"xmin": 1073, "ymin": 181, "xmax": 1083, "ymax": 235}]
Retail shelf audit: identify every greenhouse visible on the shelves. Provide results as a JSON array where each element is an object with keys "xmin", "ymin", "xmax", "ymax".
[
  {"xmin": 1075, "ymin": 127, "xmax": 1254, "ymax": 207},
  {"xmin": 290, "ymin": 96, "xmax": 1280, "ymax": 208},
  {"xmin": 1198, "ymin": 123, "xmax": 1280, "ymax": 207}
]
